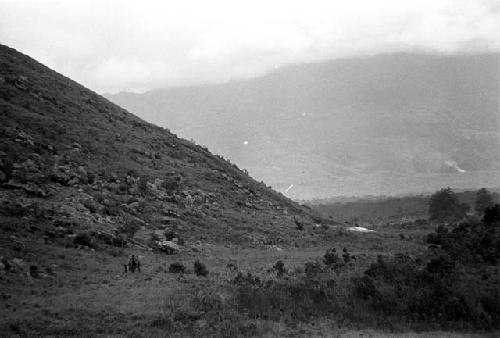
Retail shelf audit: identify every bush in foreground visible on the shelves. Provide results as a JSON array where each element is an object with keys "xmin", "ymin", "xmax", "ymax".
[
  {"xmin": 194, "ymin": 260, "xmax": 208, "ymax": 277},
  {"xmin": 354, "ymin": 219, "xmax": 500, "ymax": 328},
  {"xmin": 169, "ymin": 262, "xmax": 186, "ymax": 273}
]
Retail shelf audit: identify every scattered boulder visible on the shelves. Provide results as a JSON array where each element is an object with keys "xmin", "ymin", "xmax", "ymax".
[
  {"xmin": 70, "ymin": 142, "xmax": 82, "ymax": 151},
  {"xmin": 9, "ymin": 258, "xmax": 25, "ymax": 272},
  {"xmin": 128, "ymin": 201, "xmax": 140, "ymax": 209},
  {"xmin": 155, "ymin": 240, "xmax": 180, "ymax": 255},
  {"xmin": 15, "ymin": 130, "xmax": 34, "ymax": 146},
  {"xmin": 49, "ymin": 165, "xmax": 72, "ymax": 185},
  {"xmin": 91, "ymin": 229, "xmax": 127, "ymax": 247},
  {"xmin": 265, "ymin": 245, "xmax": 283, "ymax": 252},
  {"xmin": 76, "ymin": 166, "xmax": 88, "ymax": 183},
  {"xmin": 13, "ymin": 75, "xmax": 29, "ymax": 90}
]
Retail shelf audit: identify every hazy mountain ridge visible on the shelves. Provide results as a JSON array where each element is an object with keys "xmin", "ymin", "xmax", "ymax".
[{"xmin": 107, "ymin": 53, "xmax": 500, "ymax": 199}]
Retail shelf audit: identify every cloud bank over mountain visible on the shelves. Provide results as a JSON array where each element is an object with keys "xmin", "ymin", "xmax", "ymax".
[
  {"xmin": 1, "ymin": 0, "xmax": 500, "ymax": 93},
  {"xmin": 107, "ymin": 53, "xmax": 500, "ymax": 199}
]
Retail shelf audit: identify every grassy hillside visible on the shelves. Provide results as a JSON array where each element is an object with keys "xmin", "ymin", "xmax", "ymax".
[{"xmin": 0, "ymin": 44, "xmax": 325, "ymax": 247}]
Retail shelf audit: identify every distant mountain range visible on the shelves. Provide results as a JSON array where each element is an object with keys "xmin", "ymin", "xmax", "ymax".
[{"xmin": 106, "ymin": 53, "xmax": 500, "ymax": 200}]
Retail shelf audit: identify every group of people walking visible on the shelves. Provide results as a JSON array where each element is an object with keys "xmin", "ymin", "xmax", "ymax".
[{"xmin": 124, "ymin": 254, "xmax": 141, "ymax": 273}]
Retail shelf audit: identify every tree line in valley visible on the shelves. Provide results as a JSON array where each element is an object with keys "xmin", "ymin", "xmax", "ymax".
[{"xmin": 310, "ymin": 188, "xmax": 500, "ymax": 223}]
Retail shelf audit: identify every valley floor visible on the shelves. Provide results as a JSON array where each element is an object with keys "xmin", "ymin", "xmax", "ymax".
[{"xmin": 1, "ymin": 223, "xmax": 497, "ymax": 337}]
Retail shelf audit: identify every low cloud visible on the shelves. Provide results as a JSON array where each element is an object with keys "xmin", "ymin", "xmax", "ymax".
[{"xmin": 1, "ymin": 0, "xmax": 499, "ymax": 93}]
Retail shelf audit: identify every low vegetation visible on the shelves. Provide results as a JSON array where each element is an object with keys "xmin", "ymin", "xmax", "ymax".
[
  {"xmin": 194, "ymin": 260, "xmax": 209, "ymax": 277},
  {"xmin": 169, "ymin": 262, "xmax": 186, "ymax": 273},
  {"xmin": 152, "ymin": 215, "xmax": 500, "ymax": 336}
]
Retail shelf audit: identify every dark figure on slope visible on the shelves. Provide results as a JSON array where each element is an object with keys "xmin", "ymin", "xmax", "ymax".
[{"xmin": 128, "ymin": 255, "xmax": 141, "ymax": 273}]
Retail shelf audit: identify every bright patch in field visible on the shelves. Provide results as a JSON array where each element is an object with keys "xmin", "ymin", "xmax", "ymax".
[{"xmin": 347, "ymin": 226, "xmax": 375, "ymax": 232}]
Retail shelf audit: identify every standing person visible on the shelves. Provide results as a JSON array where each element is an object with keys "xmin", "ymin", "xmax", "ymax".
[
  {"xmin": 134, "ymin": 255, "xmax": 141, "ymax": 272},
  {"xmin": 129, "ymin": 255, "xmax": 136, "ymax": 273}
]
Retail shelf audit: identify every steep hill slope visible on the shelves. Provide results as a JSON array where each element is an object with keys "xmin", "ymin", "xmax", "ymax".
[
  {"xmin": 107, "ymin": 53, "xmax": 500, "ymax": 199},
  {"xmin": 0, "ymin": 44, "xmax": 321, "ymax": 248}
]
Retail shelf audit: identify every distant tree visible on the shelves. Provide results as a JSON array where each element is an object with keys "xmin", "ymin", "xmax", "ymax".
[
  {"xmin": 475, "ymin": 188, "xmax": 494, "ymax": 216},
  {"xmin": 428, "ymin": 188, "xmax": 468, "ymax": 221},
  {"xmin": 483, "ymin": 204, "xmax": 500, "ymax": 225}
]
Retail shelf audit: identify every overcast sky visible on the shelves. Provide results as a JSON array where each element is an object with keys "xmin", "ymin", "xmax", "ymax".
[{"xmin": 1, "ymin": 0, "xmax": 499, "ymax": 93}]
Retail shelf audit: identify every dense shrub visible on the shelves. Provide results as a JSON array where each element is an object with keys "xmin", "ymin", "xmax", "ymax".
[
  {"xmin": 353, "ymin": 253, "xmax": 491, "ymax": 322},
  {"xmin": 354, "ymin": 219, "xmax": 500, "ymax": 328},
  {"xmin": 272, "ymin": 260, "xmax": 286, "ymax": 277},
  {"xmin": 169, "ymin": 262, "xmax": 186, "ymax": 273},
  {"xmin": 0, "ymin": 202, "xmax": 30, "ymax": 217},
  {"xmin": 426, "ymin": 220, "xmax": 500, "ymax": 264},
  {"xmin": 323, "ymin": 248, "xmax": 346, "ymax": 272},
  {"xmin": 0, "ymin": 155, "xmax": 14, "ymax": 182},
  {"xmin": 476, "ymin": 188, "xmax": 494, "ymax": 216},
  {"xmin": 163, "ymin": 215, "xmax": 500, "ymax": 332},
  {"xmin": 138, "ymin": 176, "xmax": 149, "ymax": 195},
  {"xmin": 352, "ymin": 275, "xmax": 377, "ymax": 301},
  {"xmin": 103, "ymin": 204, "xmax": 121, "ymax": 216},
  {"xmin": 304, "ymin": 261, "xmax": 323, "ymax": 279},
  {"xmin": 164, "ymin": 231, "xmax": 176, "ymax": 241},
  {"xmin": 483, "ymin": 204, "xmax": 500, "ymax": 225},
  {"xmin": 73, "ymin": 233, "xmax": 93, "ymax": 247},
  {"xmin": 233, "ymin": 272, "xmax": 262, "ymax": 286},
  {"xmin": 87, "ymin": 171, "xmax": 96, "ymax": 184},
  {"xmin": 162, "ymin": 174, "xmax": 181, "ymax": 193},
  {"xmin": 294, "ymin": 217, "xmax": 304, "ymax": 231},
  {"xmin": 194, "ymin": 260, "xmax": 209, "ymax": 277},
  {"xmin": 342, "ymin": 247, "xmax": 353, "ymax": 264},
  {"xmin": 118, "ymin": 221, "xmax": 141, "ymax": 239},
  {"xmin": 234, "ymin": 277, "xmax": 338, "ymax": 322},
  {"xmin": 82, "ymin": 199, "xmax": 98, "ymax": 213}
]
